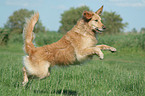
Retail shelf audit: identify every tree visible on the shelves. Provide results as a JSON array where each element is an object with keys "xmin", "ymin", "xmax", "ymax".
[
  {"xmin": 4, "ymin": 9, "xmax": 46, "ymax": 34},
  {"xmin": 131, "ymin": 28, "xmax": 137, "ymax": 33},
  {"xmin": 58, "ymin": 6, "xmax": 90, "ymax": 34},
  {"xmin": 140, "ymin": 27, "xmax": 145, "ymax": 33},
  {"xmin": 0, "ymin": 28, "xmax": 10, "ymax": 45},
  {"xmin": 58, "ymin": 6, "xmax": 127, "ymax": 34},
  {"xmin": 101, "ymin": 11, "xmax": 128, "ymax": 34}
]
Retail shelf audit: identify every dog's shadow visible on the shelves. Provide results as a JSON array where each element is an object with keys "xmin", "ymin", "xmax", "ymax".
[
  {"xmin": 18, "ymin": 78, "xmax": 78, "ymax": 95},
  {"xmin": 55, "ymin": 89, "xmax": 78, "ymax": 96},
  {"xmin": 34, "ymin": 89, "xmax": 78, "ymax": 96}
]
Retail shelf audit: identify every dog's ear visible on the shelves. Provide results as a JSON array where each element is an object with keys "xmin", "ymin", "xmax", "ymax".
[
  {"xmin": 83, "ymin": 11, "xmax": 93, "ymax": 21},
  {"xmin": 95, "ymin": 5, "xmax": 103, "ymax": 16}
]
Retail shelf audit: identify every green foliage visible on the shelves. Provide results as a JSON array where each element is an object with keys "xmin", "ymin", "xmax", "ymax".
[
  {"xmin": 131, "ymin": 28, "xmax": 138, "ymax": 33},
  {"xmin": 101, "ymin": 11, "xmax": 128, "ymax": 34},
  {"xmin": 58, "ymin": 6, "xmax": 90, "ymax": 34},
  {"xmin": 4, "ymin": 9, "xmax": 46, "ymax": 34},
  {"xmin": 6, "ymin": 31, "xmax": 63, "ymax": 47},
  {"xmin": 140, "ymin": 27, "xmax": 145, "ymax": 33},
  {"xmin": 136, "ymin": 33, "xmax": 145, "ymax": 49},
  {"xmin": 7, "ymin": 34, "xmax": 23, "ymax": 45},
  {"xmin": 0, "ymin": 28, "xmax": 10, "ymax": 45},
  {"xmin": 98, "ymin": 32, "xmax": 145, "ymax": 50},
  {"xmin": 35, "ymin": 31, "xmax": 63, "ymax": 46},
  {"xmin": 5, "ymin": 30, "xmax": 145, "ymax": 51}
]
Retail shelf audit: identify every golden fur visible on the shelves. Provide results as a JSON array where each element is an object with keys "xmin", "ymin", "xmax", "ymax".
[{"xmin": 22, "ymin": 6, "xmax": 116, "ymax": 86}]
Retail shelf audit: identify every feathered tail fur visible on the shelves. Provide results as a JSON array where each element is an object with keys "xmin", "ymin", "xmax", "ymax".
[{"xmin": 23, "ymin": 12, "xmax": 39, "ymax": 55}]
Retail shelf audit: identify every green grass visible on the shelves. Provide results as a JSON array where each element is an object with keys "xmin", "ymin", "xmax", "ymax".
[
  {"xmin": 0, "ymin": 42, "xmax": 145, "ymax": 96},
  {"xmin": 0, "ymin": 32, "xmax": 145, "ymax": 95}
]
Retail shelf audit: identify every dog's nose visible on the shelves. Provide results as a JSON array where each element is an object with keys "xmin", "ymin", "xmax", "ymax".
[{"xmin": 102, "ymin": 26, "xmax": 106, "ymax": 29}]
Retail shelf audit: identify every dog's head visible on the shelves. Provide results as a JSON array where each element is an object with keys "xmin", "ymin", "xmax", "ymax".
[{"xmin": 83, "ymin": 6, "xmax": 105, "ymax": 33}]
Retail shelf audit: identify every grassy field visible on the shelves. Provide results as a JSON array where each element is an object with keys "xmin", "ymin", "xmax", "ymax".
[{"xmin": 0, "ymin": 33, "xmax": 145, "ymax": 96}]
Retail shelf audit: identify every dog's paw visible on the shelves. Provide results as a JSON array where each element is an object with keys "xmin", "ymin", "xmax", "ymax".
[
  {"xmin": 22, "ymin": 81, "xmax": 28, "ymax": 86},
  {"xmin": 110, "ymin": 47, "xmax": 117, "ymax": 53},
  {"xmin": 99, "ymin": 53, "xmax": 104, "ymax": 60}
]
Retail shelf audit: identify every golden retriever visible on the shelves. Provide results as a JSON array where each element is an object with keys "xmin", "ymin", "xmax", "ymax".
[{"xmin": 22, "ymin": 6, "xmax": 116, "ymax": 86}]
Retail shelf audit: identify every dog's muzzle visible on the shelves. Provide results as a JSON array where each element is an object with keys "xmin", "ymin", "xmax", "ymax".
[{"xmin": 94, "ymin": 26, "xmax": 106, "ymax": 33}]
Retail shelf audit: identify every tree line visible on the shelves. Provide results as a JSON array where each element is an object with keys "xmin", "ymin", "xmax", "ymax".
[
  {"xmin": 58, "ymin": 6, "xmax": 128, "ymax": 34},
  {"xmin": 0, "ymin": 6, "xmax": 144, "ymax": 45}
]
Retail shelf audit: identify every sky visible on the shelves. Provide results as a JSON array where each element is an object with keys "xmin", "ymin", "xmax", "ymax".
[{"xmin": 0, "ymin": 0, "xmax": 145, "ymax": 32}]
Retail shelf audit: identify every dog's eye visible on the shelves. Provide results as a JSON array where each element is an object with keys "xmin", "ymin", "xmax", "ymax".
[{"xmin": 95, "ymin": 20, "xmax": 98, "ymax": 22}]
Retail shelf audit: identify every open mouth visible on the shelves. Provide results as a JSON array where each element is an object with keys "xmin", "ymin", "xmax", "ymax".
[{"xmin": 94, "ymin": 28, "xmax": 103, "ymax": 33}]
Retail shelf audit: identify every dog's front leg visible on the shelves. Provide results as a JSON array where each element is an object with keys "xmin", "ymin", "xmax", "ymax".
[
  {"xmin": 96, "ymin": 45, "xmax": 117, "ymax": 52},
  {"xmin": 80, "ymin": 47, "xmax": 104, "ymax": 59}
]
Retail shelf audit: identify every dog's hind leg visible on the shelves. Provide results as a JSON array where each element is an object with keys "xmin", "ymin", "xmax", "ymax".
[
  {"xmin": 96, "ymin": 45, "xmax": 116, "ymax": 52},
  {"xmin": 22, "ymin": 67, "xmax": 28, "ymax": 86},
  {"xmin": 37, "ymin": 61, "xmax": 51, "ymax": 79},
  {"xmin": 47, "ymin": 67, "xmax": 51, "ymax": 77}
]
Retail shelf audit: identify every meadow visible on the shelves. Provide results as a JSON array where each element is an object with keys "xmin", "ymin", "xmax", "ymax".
[{"xmin": 0, "ymin": 32, "xmax": 145, "ymax": 96}]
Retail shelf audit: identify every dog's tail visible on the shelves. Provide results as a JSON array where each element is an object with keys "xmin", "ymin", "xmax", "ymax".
[{"xmin": 23, "ymin": 12, "xmax": 39, "ymax": 55}]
